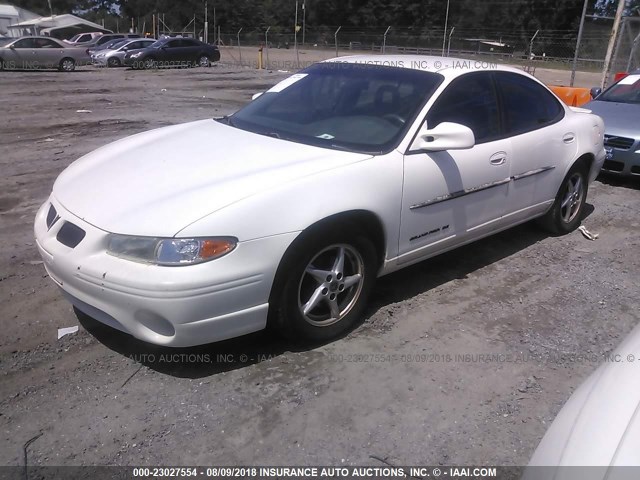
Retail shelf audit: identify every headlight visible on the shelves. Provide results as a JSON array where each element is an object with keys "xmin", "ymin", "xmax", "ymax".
[{"xmin": 107, "ymin": 235, "xmax": 237, "ymax": 266}]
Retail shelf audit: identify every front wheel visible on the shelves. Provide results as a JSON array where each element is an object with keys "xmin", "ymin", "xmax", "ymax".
[
  {"xmin": 538, "ymin": 162, "xmax": 588, "ymax": 234},
  {"xmin": 107, "ymin": 57, "xmax": 121, "ymax": 68},
  {"xmin": 143, "ymin": 57, "xmax": 157, "ymax": 70},
  {"xmin": 274, "ymin": 228, "xmax": 378, "ymax": 343}
]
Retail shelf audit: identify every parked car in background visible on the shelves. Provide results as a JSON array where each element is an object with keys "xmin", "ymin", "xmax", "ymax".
[
  {"xmin": 123, "ymin": 37, "xmax": 220, "ymax": 69},
  {"xmin": 34, "ymin": 57, "xmax": 605, "ymax": 347},
  {"xmin": 87, "ymin": 38, "xmax": 129, "ymax": 57},
  {"xmin": 78, "ymin": 33, "xmax": 141, "ymax": 49},
  {"xmin": 0, "ymin": 36, "xmax": 89, "ymax": 71},
  {"xmin": 63, "ymin": 32, "xmax": 103, "ymax": 45},
  {"xmin": 586, "ymin": 70, "xmax": 640, "ymax": 178},
  {"xmin": 526, "ymin": 322, "xmax": 640, "ymax": 476},
  {"xmin": 92, "ymin": 38, "xmax": 155, "ymax": 67}
]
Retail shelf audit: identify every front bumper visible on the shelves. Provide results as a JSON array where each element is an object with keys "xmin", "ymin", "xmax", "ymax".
[
  {"xmin": 91, "ymin": 56, "xmax": 107, "ymax": 66},
  {"xmin": 601, "ymin": 137, "xmax": 640, "ymax": 177},
  {"xmin": 34, "ymin": 197, "xmax": 298, "ymax": 347}
]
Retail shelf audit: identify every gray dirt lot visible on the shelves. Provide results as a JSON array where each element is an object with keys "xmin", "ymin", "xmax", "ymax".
[{"xmin": 1, "ymin": 61, "xmax": 639, "ymax": 468}]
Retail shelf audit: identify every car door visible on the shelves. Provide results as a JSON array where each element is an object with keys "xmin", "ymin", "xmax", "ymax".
[
  {"xmin": 399, "ymin": 71, "xmax": 512, "ymax": 264},
  {"xmin": 160, "ymin": 39, "xmax": 182, "ymax": 63},
  {"xmin": 181, "ymin": 39, "xmax": 200, "ymax": 62},
  {"xmin": 494, "ymin": 72, "xmax": 572, "ymax": 222},
  {"xmin": 5, "ymin": 38, "xmax": 36, "ymax": 68},
  {"xmin": 33, "ymin": 38, "xmax": 64, "ymax": 68}
]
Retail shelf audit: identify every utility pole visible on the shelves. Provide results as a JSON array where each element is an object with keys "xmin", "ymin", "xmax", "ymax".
[
  {"xmin": 265, "ymin": 26, "xmax": 271, "ymax": 66},
  {"xmin": 447, "ymin": 26, "xmax": 455, "ymax": 56},
  {"xmin": 294, "ymin": 1, "xmax": 300, "ymax": 67},
  {"xmin": 204, "ymin": 1, "xmax": 208, "ymax": 43},
  {"xmin": 570, "ymin": 0, "xmax": 589, "ymax": 87},
  {"xmin": 382, "ymin": 26, "xmax": 390, "ymax": 53},
  {"xmin": 442, "ymin": 0, "xmax": 450, "ymax": 56},
  {"xmin": 601, "ymin": 0, "xmax": 626, "ymax": 89},
  {"xmin": 302, "ymin": 1, "xmax": 306, "ymax": 46},
  {"xmin": 334, "ymin": 25, "xmax": 341, "ymax": 57}
]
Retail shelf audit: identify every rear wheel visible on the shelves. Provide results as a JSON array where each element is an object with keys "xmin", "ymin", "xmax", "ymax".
[
  {"xmin": 197, "ymin": 55, "xmax": 211, "ymax": 67},
  {"xmin": 273, "ymin": 227, "xmax": 378, "ymax": 343},
  {"xmin": 58, "ymin": 57, "xmax": 75, "ymax": 72},
  {"xmin": 538, "ymin": 162, "xmax": 588, "ymax": 234}
]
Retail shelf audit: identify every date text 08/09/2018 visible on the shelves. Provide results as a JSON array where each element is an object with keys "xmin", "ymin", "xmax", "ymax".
[{"xmin": 131, "ymin": 466, "xmax": 498, "ymax": 478}]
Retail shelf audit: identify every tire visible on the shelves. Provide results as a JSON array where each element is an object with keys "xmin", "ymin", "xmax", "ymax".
[
  {"xmin": 58, "ymin": 57, "xmax": 75, "ymax": 72},
  {"xmin": 0, "ymin": 58, "xmax": 4, "ymax": 71},
  {"xmin": 107, "ymin": 57, "xmax": 121, "ymax": 68},
  {"xmin": 538, "ymin": 161, "xmax": 589, "ymax": 234},
  {"xmin": 197, "ymin": 55, "xmax": 211, "ymax": 67},
  {"xmin": 143, "ymin": 57, "xmax": 157, "ymax": 70},
  {"xmin": 272, "ymin": 226, "xmax": 378, "ymax": 343}
]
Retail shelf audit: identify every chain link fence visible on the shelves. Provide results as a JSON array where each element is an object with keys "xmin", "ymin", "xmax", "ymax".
[
  {"xmin": 611, "ymin": 17, "xmax": 640, "ymax": 76},
  {"xmin": 220, "ymin": 25, "xmax": 611, "ymax": 72}
]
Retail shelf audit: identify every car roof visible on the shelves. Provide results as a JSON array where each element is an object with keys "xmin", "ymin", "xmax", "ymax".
[
  {"xmin": 324, "ymin": 55, "xmax": 528, "ymax": 80},
  {"xmin": 12, "ymin": 36, "xmax": 62, "ymax": 40}
]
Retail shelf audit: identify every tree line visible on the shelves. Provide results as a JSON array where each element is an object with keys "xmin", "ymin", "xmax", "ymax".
[{"xmin": 11, "ymin": 0, "xmax": 640, "ymax": 43}]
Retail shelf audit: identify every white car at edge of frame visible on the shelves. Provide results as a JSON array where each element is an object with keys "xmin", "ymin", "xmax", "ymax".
[
  {"xmin": 524, "ymin": 321, "xmax": 640, "ymax": 479},
  {"xmin": 34, "ymin": 55, "xmax": 606, "ymax": 347}
]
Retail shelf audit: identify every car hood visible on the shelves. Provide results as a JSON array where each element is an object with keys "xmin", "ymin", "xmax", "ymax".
[
  {"xmin": 53, "ymin": 119, "xmax": 372, "ymax": 237},
  {"xmin": 527, "ymin": 322, "xmax": 640, "ymax": 474},
  {"xmin": 584, "ymin": 100, "xmax": 640, "ymax": 139}
]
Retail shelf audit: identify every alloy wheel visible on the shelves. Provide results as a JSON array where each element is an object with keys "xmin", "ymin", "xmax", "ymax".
[
  {"xmin": 560, "ymin": 172, "xmax": 584, "ymax": 223},
  {"xmin": 297, "ymin": 244, "xmax": 365, "ymax": 327}
]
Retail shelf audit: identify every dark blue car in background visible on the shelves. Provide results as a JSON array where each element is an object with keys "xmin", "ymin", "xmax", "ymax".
[{"xmin": 124, "ymin": 37, "xmax": 220, "ymax": 69}]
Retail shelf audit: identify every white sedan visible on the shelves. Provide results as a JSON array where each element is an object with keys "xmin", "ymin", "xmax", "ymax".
[
  {"xmin": 34, "ymin": 56, "xmax": 606, "ymax": 347},
  {"xmin": 526, "ymin": 322, "xmax": 640, "ymax": 477}
]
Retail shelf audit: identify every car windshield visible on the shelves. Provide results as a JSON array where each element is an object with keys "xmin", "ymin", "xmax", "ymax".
[
  {"xmin": 0, "ymin": 38, "xmax": 12, "ymax": 47},
  {"xmin": 100, "ymin": 39, "xmax": 127, "ymax": 50},
  {"xmin": 148, "ymin": 39, "xmax": 166, "ymax": 48},
  {"xmin": 598, "ymin": 74, "xmax": 640, "ymax": 104},
  {"xmin": 68, "ymin": 34, "xmax": 82, "ymax": 42},
  {"xmin": 227, "ymin": 63, "xmax": 444, "ymax": 154}
]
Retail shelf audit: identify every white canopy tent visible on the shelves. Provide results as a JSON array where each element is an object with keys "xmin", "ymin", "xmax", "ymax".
[
  {"xmin": 7, "ymin": 13, "xmax": 111, "ymax": 39},
  {"xmin": 0, "ymin": 4, "xmax": 40, "ymax": 38}
]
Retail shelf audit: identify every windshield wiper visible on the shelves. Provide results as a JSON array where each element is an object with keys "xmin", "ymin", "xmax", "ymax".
[
  {"xmin": 330, "ymin": 143, "xmax": 381, "ymax": 155},
  {"xmin": 217, "ymin": 115, "xmax": 236, "ymax": 127}
]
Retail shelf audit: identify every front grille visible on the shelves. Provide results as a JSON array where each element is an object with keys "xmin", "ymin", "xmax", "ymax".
[
  {"xmin": 56, "ymin": 222, "xmax": 86, "ymax": 248},
  {"xmin": 603, "ymin": 160, "xmax": 625, "ymax": 172},
  {"xmin": 46, "ymin": 204, "xmax": 59, "ymax": 230},
  {"xmin": 604, "ymin": 135, "xmax": 635, "ymax": 150}
]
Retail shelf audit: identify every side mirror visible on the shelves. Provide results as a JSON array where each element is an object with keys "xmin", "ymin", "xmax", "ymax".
[
  {"xmin": 590, "ymin": 87, "xmax": 602, "ymax": 99},
  {"xmin": 251, "ymin": 92, "xmax": 264, "ymax": 100},
  {"xmin": 410, "ymin": 122, "xmax": 475, "ymax": 152},
  {"xmin": 9, "ymin": 44, "xmax": 15, "ymax": 49}
]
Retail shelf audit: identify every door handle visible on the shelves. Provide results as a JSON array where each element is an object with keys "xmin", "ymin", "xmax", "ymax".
[
  {"xmin": 489, "ymin": 152, "xmax": 507, "ymax": 165},
  {"xmin": 563, "ymin": 133, "xmax": 575, "ymax": 144}
]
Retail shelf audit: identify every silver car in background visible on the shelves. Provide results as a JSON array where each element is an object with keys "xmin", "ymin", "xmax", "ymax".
[
  {"xmin": 0, "ymin": 36, "xmax": 89, "ymax": 71},
  {"xmin": 92, "ymin": 38, "xmax": 155, "ymax": 67},
  {"xmin": 586, "ymin": 70, "xmax": 640, "ymax": 178}
]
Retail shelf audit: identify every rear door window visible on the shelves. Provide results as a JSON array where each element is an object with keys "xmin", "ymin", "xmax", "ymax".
[{"xmin": 495, "ymin": 72, "xmax": 564, "ymax": 136}]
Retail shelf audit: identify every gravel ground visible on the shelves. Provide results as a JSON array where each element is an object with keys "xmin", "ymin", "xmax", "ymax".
[{"xmin": 0, "ymin": 60, "xmax": 639, "ymax": 469}]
